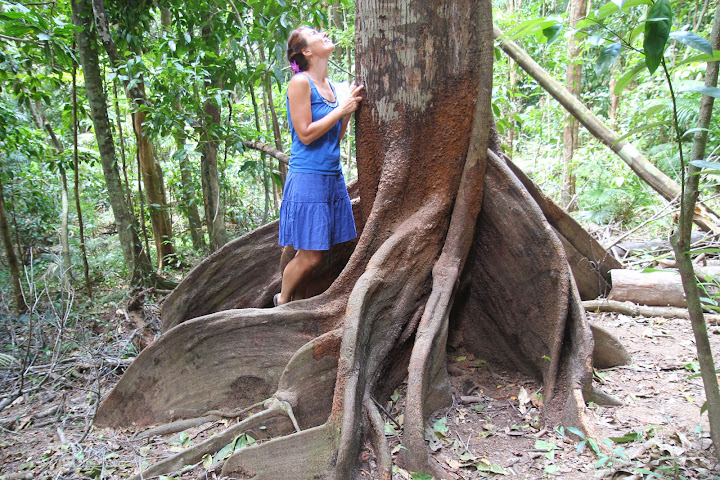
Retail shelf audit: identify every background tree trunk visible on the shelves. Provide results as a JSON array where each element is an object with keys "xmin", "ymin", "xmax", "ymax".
[
  {"xmin": 561, "ymin": 0, "xmax": 587, "ymax": 211},
  {"xmin": 174, "ymin": 129, "xmax": 205, "ymax": 250},
  {"xmin": 71, "ymin": 0, "xmax": 159, "ymax": 286},
  {"xmin": 200, "ymin": 19, "xmax": 227, "ymax": 253},
  {"xmin": 671, "ymin": 0, "xmax": 720, "ymax": 459},
  {"xmin": 92, "ymin": 0, "xmax": 177, "ymax": 269},
  {"xmin": 73, "ymin": 55, "xmax": 92, "ymax": 296},
  {"xmin": 0, "ymin": 175, "xmax": 25, "ymax": 313},
  {"xmin": 28, "ymin": 100, "xmax": 73, "ymax": 281}
]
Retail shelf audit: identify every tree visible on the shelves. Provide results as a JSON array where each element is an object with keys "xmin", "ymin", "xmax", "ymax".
[
  {"xmin": 94, "ymin": 1, "xmax": 597, "ymax": 478},
  {"xmin": 71, "ymin": 0, "xmax": 167, "ymax": 287},
  {"xmin": 92, "ymin": 0, "xmax": 178, "ymax": 268},
  {"xmin": 561, "ymin": 0, "xmax": 588, "ymax": 211},
  {"xmin": 198, "ymin": 13, "xmax": 227, "ymax": 252}
]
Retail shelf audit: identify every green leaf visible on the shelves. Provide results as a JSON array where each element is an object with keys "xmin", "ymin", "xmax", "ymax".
[
  {"xmin": 566, "ymin": 427, "xmax": 586, "ymax": 439},
  {"xmin": 410, "ymin": 473, "xmax": 435, "ymax": 480},
  {"xmin": 614, "ymin": 62, "xmax": 646, "ymax": 94},
  {"xmin": 683, "ymin": 86, "xmax": 720, "ymax": 99},
  {"xmin": 432, "ymin": 417, "xmax": 449, "ymax": 434},
  {"xmin": 643, "ymin": 0, "xmax": 672, "ymax": 74},
  {"xmin": 670, "ymin": 31, "xmax": 713, "ymax": 55},
  {"xmin": 595, "ymin": 42, "xmax": 622, "ymax": 76},
  {"xmin": 690, "ymin": 160, "xmax": 720, "ymax": 172},
  {"xmin": 609, "ymin": 432, "xmax": 642, "ymax": 443},
  {"xmin": 701, "ymin": 401, "xmax": 709, "ymax": 415},
  {"xmin": 543, "ymin": 24, "xmax": 563, "ymax": 45}
]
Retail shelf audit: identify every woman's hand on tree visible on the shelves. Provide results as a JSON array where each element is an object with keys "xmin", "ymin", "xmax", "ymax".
[{"xmin": 339, "ymin": 84, "xmax": 364, "ymax": 116}]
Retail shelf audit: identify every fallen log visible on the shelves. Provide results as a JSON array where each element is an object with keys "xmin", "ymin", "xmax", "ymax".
[
  {"xmin": 608, "ymin": 267, "xmax": 720, "ymax": 308},
  {"xmin": 608, "ymin": 269, "xmax": 687, "ymax": 307},
  {"xmin": 583, "ymin": 299, "xmax": 720, "ymax": 324}
]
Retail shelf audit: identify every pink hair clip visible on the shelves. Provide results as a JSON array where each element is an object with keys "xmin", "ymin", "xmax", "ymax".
[{"xmin": 290, "ymin": 61, "xmax": 300, "ymax": 74}]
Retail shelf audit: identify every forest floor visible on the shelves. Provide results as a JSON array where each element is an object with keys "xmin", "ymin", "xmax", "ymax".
[{"xmin": 2, "ymin": 288, "xmax": 720, "ymax": 479}]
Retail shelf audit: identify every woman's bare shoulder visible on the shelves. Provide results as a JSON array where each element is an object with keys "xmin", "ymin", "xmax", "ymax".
[{"xmin": 288, "ymin": 73, "xmax": 310, "ymax": 89}]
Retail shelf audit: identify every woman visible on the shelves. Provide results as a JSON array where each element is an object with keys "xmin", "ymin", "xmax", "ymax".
[{"xmin": 274, "ymin": 26, "xmax": 364, "ymax": 306}]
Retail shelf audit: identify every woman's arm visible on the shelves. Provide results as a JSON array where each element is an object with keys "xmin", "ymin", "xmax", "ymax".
[
  {"xmin": 288, "ymin": 76, "xmax": 363, "ymax": 145},
  {"xmin": 339, "ymin": 114, "xmax": 351, "ymax": 140}
]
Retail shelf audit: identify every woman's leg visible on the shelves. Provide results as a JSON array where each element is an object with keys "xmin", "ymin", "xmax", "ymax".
[{"xmin": 277, "ymin": 249, "xmax": 323, "ymax": 305}]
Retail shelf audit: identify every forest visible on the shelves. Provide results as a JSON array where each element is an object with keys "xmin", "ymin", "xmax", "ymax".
[{"xmin": 1, "ymin": 0, "xmax": 720, "ymax": 478}]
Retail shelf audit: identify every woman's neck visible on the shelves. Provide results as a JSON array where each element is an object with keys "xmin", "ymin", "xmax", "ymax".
[{"xmin": 305, "ymin": 58, "xmax": 329, "ymax": 83}]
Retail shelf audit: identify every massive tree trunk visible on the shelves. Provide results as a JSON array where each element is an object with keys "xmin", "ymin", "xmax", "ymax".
[{"xmin": 95, "ymin": 1, "xmax": 594, "ymax": 478}]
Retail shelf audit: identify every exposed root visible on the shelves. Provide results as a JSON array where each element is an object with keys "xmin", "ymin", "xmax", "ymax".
[
  {"xmin": 129, "ymin": 405, "xmax": 286, "ymax": 480},
  {"xmin": 264, "ymin": 397, "xmax": 300, "ymax": 433},
  {"xmin": 365, "ymin": 396, "xmax": 392, "ymax": 480},
  {"xmin": 132, "ymin": 400, "xmax": 267, "ymax": 440}
]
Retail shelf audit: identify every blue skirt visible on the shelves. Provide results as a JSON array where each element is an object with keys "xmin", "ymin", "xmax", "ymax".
[{"xmin": 278, "ymin": 171, "xmax": 357, "ymax": 251}]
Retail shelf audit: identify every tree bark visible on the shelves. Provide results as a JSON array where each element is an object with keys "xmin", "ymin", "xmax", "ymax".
[
  {"xmin": 199, "ymin": 18, "xmax": 227, "ymax": 253},
  {"xmin": 96, "ymin": 2, "xmax": 594, "ymax": 478},
  {"xmin": 91, "ymin": 0, "xmax": 177, "ymax": 269},
  {"xmin": 561, "ymin": 0, "xmax": 587, "ymax": 211},
  {"xmin": 71, "ymin": 0, "xmax": 162, "ymax": 286},
  {"xmin": 0, "ymin": 175, "xmax": 25, "ymax": 313},
  {"xmin": 73, "ymin": 55, "xmax": 92, "ymax": 296},
  {"xmin": 494, "ymin": 25, "xmax": 720, "ymax": 232},
  {"xmin": 175, "ymin": 129, "xmax": 205, "ymax": 250},
  {"xmin": 671, "ymin": 0, "xmax": 720, "ymax": 460}
]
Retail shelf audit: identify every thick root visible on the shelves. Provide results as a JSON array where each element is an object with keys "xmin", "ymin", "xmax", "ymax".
[
  {"xmin": 129, "ymin": 406, "xmax": 289, "ymax": 480},
  {"xmin": 221, "ymin": 422, "xmax": 340, "ymax": 480}
]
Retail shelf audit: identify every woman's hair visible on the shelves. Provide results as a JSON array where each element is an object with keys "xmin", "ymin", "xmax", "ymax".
[{"xmin": 287, "ymin": 26, "xmax": 309, "ymax": 72}]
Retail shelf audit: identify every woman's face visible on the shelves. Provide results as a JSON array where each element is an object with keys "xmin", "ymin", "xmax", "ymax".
[{"xmin": 302, "ymin": 27, "xmax": 334, "ymax": 58}]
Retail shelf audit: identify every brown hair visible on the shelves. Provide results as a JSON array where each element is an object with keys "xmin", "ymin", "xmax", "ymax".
[{"xmin": 287, "ymin": 26, "xmax": 309, "ymax": 72}]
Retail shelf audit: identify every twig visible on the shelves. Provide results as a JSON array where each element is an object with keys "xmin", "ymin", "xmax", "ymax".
[{"xmin": 370, "ymin": 396, "xmax": 402, "ymax": 430}]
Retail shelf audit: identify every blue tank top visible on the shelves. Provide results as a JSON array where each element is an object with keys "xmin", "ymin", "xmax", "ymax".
[{"xmin": 286, "ymin": 73, "xmax": 342, "ymax": 175}]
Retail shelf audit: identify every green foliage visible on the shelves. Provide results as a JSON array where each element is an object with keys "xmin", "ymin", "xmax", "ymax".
[{"xmin": 643, "ymin": 0, "xmax": 672, "ymax": 74}]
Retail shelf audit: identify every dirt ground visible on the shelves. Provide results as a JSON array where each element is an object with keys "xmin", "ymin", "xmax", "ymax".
[{"xmin": 2, "ymin": 307, "xmax": 720, "ymax": 480}]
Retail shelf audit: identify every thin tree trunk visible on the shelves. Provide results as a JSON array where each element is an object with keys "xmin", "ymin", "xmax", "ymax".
[
  {"xmin": 73, "ymin": 55, "xmax": 92, "ymax": 296},
  {"xmin": 200, "ymin": 20, "xmax": 226, "ymax": 252},
  {"xmin": 113, "ymin": 79, "xmax": 132, "ymax": 207},
  {"xmin": 71, "ymin": 0, "xmax": 159, "ymax": 286},
  {"xmin": 561, "ymin": 0, "xmax": 587, "ymax": 211},
  {"xmin": 28, "ymin": 100, "xmax": 73, "ymax": 281},
  {"xmin": 672, "ymin": 1, "xmax": 720, "ymax": 460},
  {"xmin": 259, "ymin": 46, "xmax": 282, "ymax": 210},
  {"xmin": 608, "ymin": 72, "xmax": 620, "ymax": 123},
  {"xmin": 0, "ymin": 175, "xmax": 25, "ymax": 313},
  {"xmin": 175, "ymin": 130, "xmax": 205, "ymax": 250},
  {"xmin": 507, "ymin": 0, "xmax": 518, "ymax": 160},
  {"xmin": 494, "ymin": 24, "xmax": 719, "ymax": 231},
  {"xmin": 92, "ymin": 0, "xmax": 176, "ymax": 269}
]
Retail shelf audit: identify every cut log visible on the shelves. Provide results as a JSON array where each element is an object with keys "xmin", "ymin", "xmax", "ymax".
[
  {"xmin": 608, "ymin": 269, "xmax": 687, "ymax": 307},
  {"xmin": 608, "ymin": 267, "xmax": 720, "ymax": 308}
]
